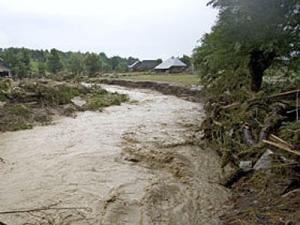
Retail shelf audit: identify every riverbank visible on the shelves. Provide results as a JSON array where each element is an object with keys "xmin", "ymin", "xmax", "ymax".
[
  {"xmin": 0, "ymin": 78, "xmax": 128, "ymax": 132},
  {"xmin": 88, "ymin": 78, "xmax": 202, "ymax": 103}
]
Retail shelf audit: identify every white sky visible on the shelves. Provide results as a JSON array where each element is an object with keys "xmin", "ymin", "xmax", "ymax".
[{"xmin": 0, "ymin": 0, "xmax": 217, "ymax": 59}]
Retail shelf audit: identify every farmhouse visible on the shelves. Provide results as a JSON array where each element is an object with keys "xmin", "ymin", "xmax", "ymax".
[
  {"xmin": 0, "ymin": 59, "xmax": 11, "ymax": 77},
  {"xmin": 128, "ymin": 60, "xmax": 161, "ymax": 72},
  {"xmin": 155, "ymin": 57, "xmax": 187, "ymax": 73}
]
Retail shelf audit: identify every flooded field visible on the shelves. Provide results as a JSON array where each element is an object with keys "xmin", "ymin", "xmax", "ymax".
[{"xmin": 0, "ymin": 85, "xmax": 230, "ymax": 225}]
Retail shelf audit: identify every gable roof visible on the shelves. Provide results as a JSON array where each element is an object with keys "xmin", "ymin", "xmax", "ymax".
[
  {"xmin": 155, "ymin": 57, "xmax": 187, "ymax": 70},
  {"xmin": 138, "ymin": 60, "xmax": 160, "ymax": 70},
  {"xmin": 128, "ymin": 60, "xmax": 140, "ymax": 69},
  {"xmin": 129, "ymin": 60, "xmax": 160, "ymax": 71}
]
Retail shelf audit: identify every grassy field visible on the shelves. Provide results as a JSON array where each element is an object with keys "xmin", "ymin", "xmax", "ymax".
[{"xmin": 117, "ymin": 73, "xmax": 200, "ymax": 87}]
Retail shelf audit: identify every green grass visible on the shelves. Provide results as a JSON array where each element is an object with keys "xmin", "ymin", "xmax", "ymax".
[
  {"xmin": 84, "ymin": 92, "xmax": 129, "ymax": 111},
  {"xmin": 118, "ymin": 73, "xmax": 200, "ymax": 87}
]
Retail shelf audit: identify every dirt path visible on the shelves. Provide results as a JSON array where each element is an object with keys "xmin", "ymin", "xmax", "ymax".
[{"xmin": 0, "ymin": 85, "xmax": 230, "ymax": 225}]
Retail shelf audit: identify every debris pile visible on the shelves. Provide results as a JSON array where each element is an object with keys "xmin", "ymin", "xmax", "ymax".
[
  {"xmin": 0, "ymin": 78, "xmax": 128, "ymax": 132},
  {"xmin": 200, "ymin": 72, "xmax": 300, "ymax": 224}
]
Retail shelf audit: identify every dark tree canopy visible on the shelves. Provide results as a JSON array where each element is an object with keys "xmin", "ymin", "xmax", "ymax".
[
  {"xmin": 84, "ymin": 53, "xmax": 102, "ymax": 76},
  {"xmin": 48, "ymin": 49, "xmax": 63, "ymax": 74},
  {"xmin": 193, "ymin": 0, "xmax": 300, "ymax": 91}
]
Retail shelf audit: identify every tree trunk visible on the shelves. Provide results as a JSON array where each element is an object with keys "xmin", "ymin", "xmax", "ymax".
[{"xmin": 248, "ymin": 50, "xmax": 276, "ymax": 92}]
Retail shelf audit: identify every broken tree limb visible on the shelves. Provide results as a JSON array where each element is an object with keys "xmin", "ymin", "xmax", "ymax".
[
  {"xmin": 268, "ymin": 89, "xmax": 300, "ymax": 100},
  {"xmin": 263, "ymin": 140, "xmax": 300, "ymax": 157},
  {"xmin": 0, "ymin": 206, "xmax": 91, "ymax": 215},
  {"xmin": 259, "ymin": 103, "xmax": 287, "ymax": 141},
  {"xmin": 220, "ymin": 102, "xmax": 241, "ymax": 110},
  {"xmin": 269, "ymin": 134, "xmax": 293, "ymax": 149}
]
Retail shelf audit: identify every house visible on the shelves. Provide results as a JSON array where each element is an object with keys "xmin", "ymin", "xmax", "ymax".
[
  {"xmin": 128, "ymin": 61, "xmax": 140, "ymax": 71},
  {"xmin": 0, "ymin": 59, "xmax": 11, "ymax": 77},
  {"xmin": 128, "ymin": 60, "xmax": 161, "ymax": 72},
  {"xmin": 155, "ymin": 57, "xmax": 187, "ymax": 73}
]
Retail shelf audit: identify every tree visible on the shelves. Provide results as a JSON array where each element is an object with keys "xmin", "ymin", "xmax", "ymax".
[
  {"xmin": 127, "ymin": 56, "xmax": 140, "ymax": 66},
  {"xmin": 68, "ymin": 54, "xmax": 83, "ymax": 75},
  {"xmin": 38, "ymin": 62, "xmax": 47, "ymax": 76},
  {"xmin": 1, "ymin": 48, "xmax": 31, "ymax": 78},
  {"xmin": 0, "ymin": 47, "xmax": 141, "ymax": 77},
  {"xmin": 17, "ymin": 49, "xmax": 31, "ymax": 78},
  {"xmin": 194, "ymin": 0, "xmax": 300, "ymax": 92},
  {"xmin": 84, "ymin": 53, "xmax": 101, "ymax": 76},
  {"xmin": 110, "ymin": 56, "xmax": 129, "ymax": 72},
  {"xmin": 47, "ymin": 49, "xmax": 63, "ymax": 74},
  {"xmin": 99, "ymin": 52, "xmax": 112, "ymax": 72},
  {"xmin": 180, "ymin": 55, "xmax": 192, "ymax": 67}
]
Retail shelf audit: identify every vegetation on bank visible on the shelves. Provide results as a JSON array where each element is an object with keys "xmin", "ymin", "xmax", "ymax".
[
  {"xmin": 113, "ymin": 73, "xmax": 200, "ymax": 87},
  {"xmin": 193, "ymin": 0, "xmax": 299, "ymax": 224},
  {"xmin": 0, "ymin": 78, "xmax": 128, "ymax": 132}
]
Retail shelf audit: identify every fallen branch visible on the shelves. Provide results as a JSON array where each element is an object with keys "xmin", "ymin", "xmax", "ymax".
[
  {"xmin": 269, "ymin": 134, "xmax": 293, "ymax": 149},
  {"xmin": 259, "ymin": 103, "xmax": 287, "ymax": 141},
  {"xmin": 263, "ymin": 139, "xmax": 300, "ymax": 157},
  {"xmin": 0, "ymin": 206, "xmax": 91, "ymax": 215},
  {"xmin": 220, "ymin": 102, "xmax": 241, "ymax": 110},
  {"xmin": 268, "ymin": 89, "xmax": 300, "ymax": 100}
]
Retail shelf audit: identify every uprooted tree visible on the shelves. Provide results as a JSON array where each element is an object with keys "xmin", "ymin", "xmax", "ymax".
[{"xmin": 193, "ymin": 0, "xmax": 300, "ymax": 92}]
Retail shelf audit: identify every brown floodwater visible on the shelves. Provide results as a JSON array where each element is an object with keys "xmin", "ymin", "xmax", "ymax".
[{"xmin": 0, "ymin": 85, "xmax": 230, "ymax": 225}]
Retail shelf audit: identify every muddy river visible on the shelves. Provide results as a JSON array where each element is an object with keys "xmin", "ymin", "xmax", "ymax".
[{"xmin": 0, "ymin": 85, "xmax": 229, "ymax": 225}]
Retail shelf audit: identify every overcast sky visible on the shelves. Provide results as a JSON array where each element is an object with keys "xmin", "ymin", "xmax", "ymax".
[{"xmin": 0, "ymin": 0, "xmax": 217, "ymax": 59}]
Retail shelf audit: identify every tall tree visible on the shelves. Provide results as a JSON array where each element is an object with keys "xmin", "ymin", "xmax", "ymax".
[
  {"xmin": 68, "ymin": 54, "xmax": 84, "ymax": 75},
  {"xmin": 194, "ymin": 0, "xmax": 300, "ymax": 91},
  {"xmin": 47, "ymin": 49, "xmax": 63, "ymax": 74},
  {"xmin": 180, "ymin": 55, "xmax": 192, "ymax": 67},
  {"xmin": 84, "ymin": 53, "xmax": 101, "ymax": 76},
  {"xmin": 38, "ymin": 62, "xmax": 47, "ymax": 76},
  {"xmin": 16, "ymin": 49, "xmax": 31, "ymax": 78}
]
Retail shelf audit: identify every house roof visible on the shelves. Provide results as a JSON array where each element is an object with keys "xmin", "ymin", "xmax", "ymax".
[
  {"xmin": 129, "ymin": 60, "xmax": 160, "ymax": 70},
  {"xmin": 128, "ymin": 60, "xmax": 140, "ymax": 69},
  {"xmin": 138, "ymin": 60, "xmax": 160, "ymax": 70},
  {"xmin": 155, "ymin": 57, "xmax": 187, "ymax": 70}
]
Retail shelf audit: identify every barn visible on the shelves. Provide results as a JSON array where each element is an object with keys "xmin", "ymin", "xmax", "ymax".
[
  {"xmin": 0, "ymin": 59, "xmax": 11, "ymax": 77},
  {"xmin": 155, "ymin": 57, "xmax": 187, "ymax": 73}
]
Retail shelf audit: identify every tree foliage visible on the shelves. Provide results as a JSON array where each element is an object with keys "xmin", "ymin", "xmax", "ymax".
[
  {"xmin": 0, "ymin": 47, "xmax": 139, "ymax": 78},
  {"xmin": 68, "ymin": 53, "xmax": 84, "ymax": 75},
  {"xmin": 84, "ymin": 53, "xmax": 101, "ymax": 76},
  {"xmin": 48, "ymin": 49, "xmax": 63, "ymax": 74},
  {"xmin": 180, "ymin": 55, "xmax": 192, "ymax": 67},
  {"xmin": 193, "ymin": 0, "xmax": 300, "ymax": 91}
]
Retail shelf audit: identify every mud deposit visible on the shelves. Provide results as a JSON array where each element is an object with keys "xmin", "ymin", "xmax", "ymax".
[{"xmin": 0, "ymin": 85, "xmax": 229, "ymax": 225}]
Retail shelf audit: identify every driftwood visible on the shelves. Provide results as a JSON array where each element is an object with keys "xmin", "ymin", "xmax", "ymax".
[
  {"xmin": 269, "ymin": 134, "xmax": 293, "ymax": 148},
  {"xmin": 243, "ymin": 102, "xmax": 287, "ymax": 146},
  {"xmin": 263, "ymin": 134, "xmax": 300, "ymax": 156},
  {"xmin": 0, "ymin": 206, "xmax": 91, "ymax": 215},
  {"xmin": 268, "ymin": 89, "xmax": 300, "ymax": 100},
  {"xmin": 259, "ymin": 104, "xmax": 287, "ymax": 141},
  {"xmin": 247, "ymin": 89, "xmax": 300, "ymax": 106},
  {"xmin": 220, "ymin": 102, "xmax": 241, "ymax": 110}
]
